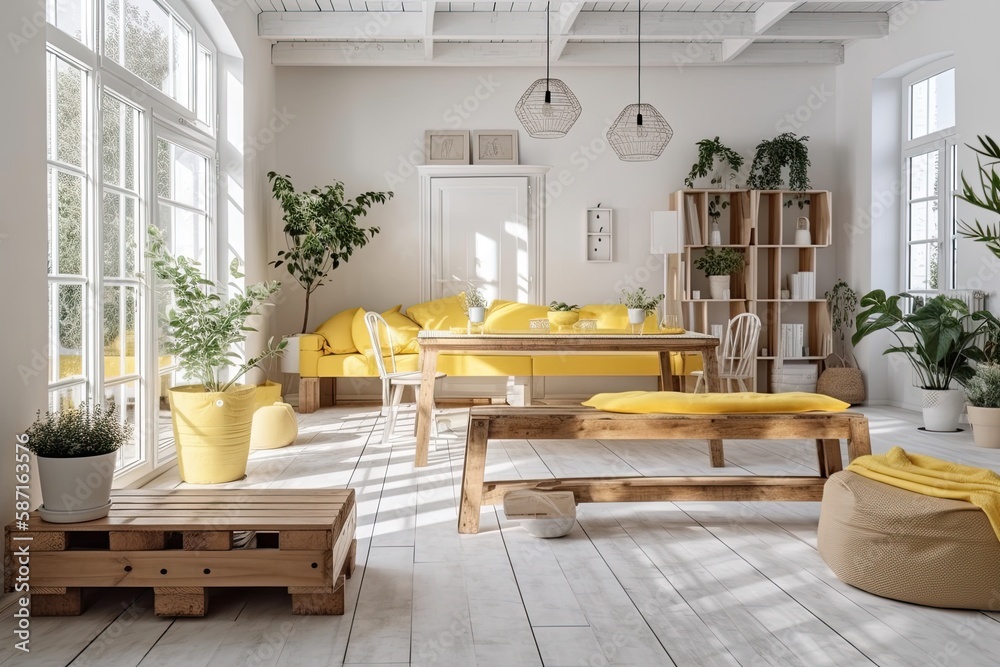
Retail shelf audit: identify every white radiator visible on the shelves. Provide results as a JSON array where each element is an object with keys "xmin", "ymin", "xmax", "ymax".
[{"xmin": 945, "ymin": 289, "xmax": 986, "ymax": 313}]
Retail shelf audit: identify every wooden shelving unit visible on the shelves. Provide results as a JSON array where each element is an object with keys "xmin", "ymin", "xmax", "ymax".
[{"xmin": 670, "ymin": 188, "xmax": 834, "ymax": 392}]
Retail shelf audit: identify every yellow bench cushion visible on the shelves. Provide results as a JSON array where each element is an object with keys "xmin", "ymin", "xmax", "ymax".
[
  {"xmin": 407, "ymin": 293, "xmax": 468, "ymax": 330},
  {"xmin": 583, "ymin": 391, "xmax": 850, "ymax": 414},
  {"xmin": 353, "ymin": 306, "xmax": 421, "ymax": 355},
  {"xmin": 315, "ymin": 307, "xmax": 361, "ymax": 354},
  {"xmin": 533, "ymin": 353, "xmax": 662, "ymax": 377},
  {"xmin": 484, "ymin": 300, "xmax": 551, "ymax": 332},
  {"xmin": 438, "ymin": 353, "xmax": 533, "ymax": 377},
  {"xmin": 316, "ymin": 353, "xmax": 378, "ymax": 378}
]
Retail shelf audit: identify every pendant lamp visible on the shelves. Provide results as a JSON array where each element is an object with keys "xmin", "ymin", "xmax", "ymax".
[
  {"xmin": 607, "ymin": 5, "xmax": 672, "ymax": 161},
  {"xmin": 514, "ymin": 2, "xmax": 582, "ymax": 138}
]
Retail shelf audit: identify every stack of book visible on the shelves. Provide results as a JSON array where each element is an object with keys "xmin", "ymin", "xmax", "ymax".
[
  {"xmin": 787, "ymin": 271, "xmax": 816, "ymax": 300},
  {"xmin": 684, "ymin": 195, "xmax": 702, "ymax": 246},
  {"xmin": 780, "ymin": 323, "xmax": 806, "ymax": 359}
]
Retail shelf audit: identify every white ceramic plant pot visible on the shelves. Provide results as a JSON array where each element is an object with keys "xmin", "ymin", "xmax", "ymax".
[
  {"xmin": 967, "ymin": 406, "xmax": 1000, "ymax": 448},
  {"xmin": 921, "ymin": 388, "xmax": 966, "ymax": 432},
  {"xmin": 468, "ymin": 307, "xmax": 486, "ymax": 324},
  {"xmin": 279, "ymin": 334, "xmax": 300, "ymax": 374},
  {"xmin": 627, "ymin": 308, "xmax": 646, "ymax": 325},
  {"xmin": 37, "ymin": 451, "xmax": 117, "ymax": 523},
  {"xmin": 708, "ymin": 275, "xmax": 731, "ymax": 300}
]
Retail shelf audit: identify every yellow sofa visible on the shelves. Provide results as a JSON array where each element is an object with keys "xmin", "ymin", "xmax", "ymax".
[{"xmin": 298, "ymin": 295, "xmax": 703, "ymax": 412}]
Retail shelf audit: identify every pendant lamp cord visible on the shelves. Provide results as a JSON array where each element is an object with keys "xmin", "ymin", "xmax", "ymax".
[
  {"xmin": 637, "ymin": 4, "xmax": 641, "ymax": 106},
  {"xmin": 546, "ymin": 2, "xmax": 551, "ymax": 93}
]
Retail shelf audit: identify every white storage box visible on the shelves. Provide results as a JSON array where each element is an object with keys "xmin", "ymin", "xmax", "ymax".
[{"xmin": 771, "ymin": 363, "xmax": 819, "ymax": 393}]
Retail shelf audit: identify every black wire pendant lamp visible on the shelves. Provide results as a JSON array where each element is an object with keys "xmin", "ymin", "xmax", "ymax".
[
  {"xmin": 514, "ymin": 2, "xmax": 582, "ymax": 138},
  {"xmin": 607, "ymin": 4, "xmax": 672, "ymax": 161}
]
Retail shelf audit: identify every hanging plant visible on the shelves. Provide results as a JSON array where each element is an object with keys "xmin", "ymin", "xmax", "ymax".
[
  {"xmin": 746, "ymin": 133, "xmax": 811, "ymax": 207},
  {"xmin": 684, "ymin": 137, "xmax": 745, "ymax": 188}
]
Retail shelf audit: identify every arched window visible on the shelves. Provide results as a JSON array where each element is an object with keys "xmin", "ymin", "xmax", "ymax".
[{"xmin": 46, "ymin": 0, "xmax": 221, "ymax": 484}]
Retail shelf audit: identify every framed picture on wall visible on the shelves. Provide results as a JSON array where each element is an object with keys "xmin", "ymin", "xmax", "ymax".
[
  {"xmin": 472, "ymin": 130, "xmax": 519, "ymax": 165},
  {"xmin": 425, "ymin": 130, "xmax": 470, "ymax": 165}
]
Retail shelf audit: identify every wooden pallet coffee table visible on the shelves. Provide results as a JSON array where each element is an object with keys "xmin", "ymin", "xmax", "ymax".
[{"xmin": 4, "ymin": 488, "xmax": 356, "ymax": 617}]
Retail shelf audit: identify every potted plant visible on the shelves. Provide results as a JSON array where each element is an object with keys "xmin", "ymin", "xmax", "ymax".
[
  {"xmin": 684, "ymin": 137, "xmax": 744, "ymax": 189},
  {"xmin": 621, "ymin": 288, "xmax": 664, "ymax": 329},
  {"xmin": 966, "ymin": 363, "xmax": 1000, "ymax": 448},
  {"xmin": 693, "ymin": 247, "xmax": 744, "ymax": 300},
  {"xmin": 23, "ymin": 403, "xmax": 130, "ymax": 523},
  {"xmin": 462, "ymin": 283, "xmax": 489, "ymax": 324},
  {"xmin": 746, "ymin": 132, "xmax": 811, "ymax": 208},
  {"xmin": 548, "ymin": 301, "xmax": 580, "ymax": 329},
  {"xmin": 817, "ymin": 279, "xmax": 866, "ymax": 404},
  {"xmin": 852, "ymin": 291, "xmax": 996, "ymax": 432},
  {"xmin": 267, "ymin": 171, "xmax": 393, "ymax": 373},
  {"xmin": 147, "ymin": 226, "xmax": 285, "ymax": 484}
]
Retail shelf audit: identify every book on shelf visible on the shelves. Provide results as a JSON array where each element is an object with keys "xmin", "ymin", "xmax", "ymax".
[
  {"xmin": 787, "ymin": 271, "xmax": 815, "ymax": 300},
  {"xmin": 684, "ymin": 195, "xmax": 701, "ymax": 246},
  {"xmin": 780, "ymin": 323, "xmax": 805, "ymax": 359}
]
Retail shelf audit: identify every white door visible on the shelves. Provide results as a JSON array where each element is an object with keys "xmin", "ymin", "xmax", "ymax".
[{"xmin": 429, "ymin": 177, "xmax": 534, "ymax": 303}]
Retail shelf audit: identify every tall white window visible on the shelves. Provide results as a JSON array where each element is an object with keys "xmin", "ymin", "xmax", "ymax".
[
  {"xmin": 46, "ymin": 0, "xmax": 218, "ymax": 484},
  {"xmin": 902, "ymin": 61, "xmax": 957, "ymax": 305}
]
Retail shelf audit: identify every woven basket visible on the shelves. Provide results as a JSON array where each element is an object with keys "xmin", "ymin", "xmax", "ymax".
[{"xmin": 817, "ymin": 367, "xmax": 866, "ymax": 405}]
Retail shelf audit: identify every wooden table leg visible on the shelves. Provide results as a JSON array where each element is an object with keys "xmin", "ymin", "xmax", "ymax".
[
  {"xmin": 816, "ymin": 439, "xmax": 844, "ymax": 477},
  {"xmin": 658, "ymin": 351, "xmax": 675, "ymax": 392},
  {"xmin": 458, "ymin": 417, "xmax": 490, "ymax": 534},
  {"xmin": 702, "ymin": 344, "xmax": 722, "ymax": 393},
  {"xmin": 709, "ymin": 440, "xmax": 725, "ymax": 468},
  {"xmin": 414, "ymin": 348, "xmax": 439, "ymax": 468},
  {"xmin": 847, "ymin": 417, "xmax": 872, "ymax": 461}
]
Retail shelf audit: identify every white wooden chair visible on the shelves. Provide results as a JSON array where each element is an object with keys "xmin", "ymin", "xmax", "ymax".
[
  {"xmin": 692, "ymin": 312, "xmax": 762, "ymax": 393},
  {"xmin": 364, "ymin": 311, "xmax": 446, "ymax": 444}
]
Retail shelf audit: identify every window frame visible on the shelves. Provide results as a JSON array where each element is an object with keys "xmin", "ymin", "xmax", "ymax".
[{"xmin": 900, "ymin": 58, "xmax": 957, "ymax": 304}]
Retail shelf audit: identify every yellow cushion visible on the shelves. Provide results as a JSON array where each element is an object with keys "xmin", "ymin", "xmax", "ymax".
[
  {"xmin": 578, "ymin": 304, "xmax": 659, "ymax": 332},
  {"xmin": 250, "ymin": 403, "xmax": 299, "ymax": 450},
  {"xmin": 353, "ymin": 307, "xmax": 421, "ymax": 355},
  {"xmin": 406, "ymin": 293, "xmax": 467, "ymax": 330},
  {"xmin": 582, "ymin": 391, "xmax": 850, "ymax": 414},
  {"xmin": 298, "ymin": 333, "xmax": 325, "ymax": 352},
  {"xmin": 316, "ymin": 353, "xmax": 377, "ymax": 377},
  {"xmin": 315, "ymin": 307, "xmax": 361, "ymax": 354},
  {"xmin": 484, "ymin": 301, "xmax": 551, "ymax": 332},
  {"xmin": 438, "ymin": 353, "xmax": 533, "ymax": 376}
]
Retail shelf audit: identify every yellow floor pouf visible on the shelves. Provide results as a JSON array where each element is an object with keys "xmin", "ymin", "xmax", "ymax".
[
  {"xmin": 818, "ymin": 470, "xmax": 1000, "ymax": 609},
  {"xmin": 250, "ymin": 402, "xmax": 299, "ymax": 450}
]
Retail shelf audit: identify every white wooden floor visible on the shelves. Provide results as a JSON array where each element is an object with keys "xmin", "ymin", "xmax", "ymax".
[{"xmin": 5, "ymin": 405, "xmax": 1000, "ymax": 666}]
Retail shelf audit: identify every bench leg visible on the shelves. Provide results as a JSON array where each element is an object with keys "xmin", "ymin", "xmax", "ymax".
[
  {"xmin": 816, "ymin": 439, "xmax": 844, "ymax": 478},
  {"xmin": 290, "ymin": 575, "xmax": 346, "ymax": 615},
  {"xmin": 30, "ymin": 588, "xmax": 82, "ymax": 616},
  {"xmin": 342, "ymin": 538, "xmax": 357, "ymax": 579},
  {"xmin": 459, "ymin": 417, "xmax": 490, "ymax": 534},
  {"xmin": 155, "ymin": 587, "xmax": 207, "ymax": 617},
  {"xmin": 709, "ymin": 440, "xmax": 725, "ymax": 468},
  {"xmin": 848, "ymin": 417, "xmax": 872, "ymax": 461},
  {"xmin": 300, "ymin": 377, "xmax": 320, "ymax": 414},
  {"xmin": 320, "ymin": 377, "xmax": 336, "ymax": 407}
]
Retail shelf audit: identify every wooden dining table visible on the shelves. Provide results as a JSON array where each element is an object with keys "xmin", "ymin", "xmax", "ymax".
[{"xmin": 413, "ymin": 330, "xmax": 721, "ymax": 467}]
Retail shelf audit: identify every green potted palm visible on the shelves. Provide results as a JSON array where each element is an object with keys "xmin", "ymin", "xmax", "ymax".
[
  {"xmin": 693, "ymin": 247, "xmax": 744, "ymax": 300},
  {"xmin": 147, "ymin": 226, "xmax": 284, "ymax": 484},
  {"xmin": 23, "ymin": 403, "xmax": 130, "ymax": 523},
  {"xmin": 268, "ymin": 172, "xmax": 393, "ymax": 375},
  {"xmin": 852, "ymin": 291, "xmax": 996, "ymax": 432}
]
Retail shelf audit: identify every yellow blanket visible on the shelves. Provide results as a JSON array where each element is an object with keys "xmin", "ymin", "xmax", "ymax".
[{"xmin": 847, "ymin": 447, "xmax": 1000, "ymax": 540}]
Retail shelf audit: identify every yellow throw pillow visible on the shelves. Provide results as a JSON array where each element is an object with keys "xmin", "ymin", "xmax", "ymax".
[
  {"xmin": 484, "ymin": 301, "xmax": 551, "ymax": 332},
  {"xmin": 578, "ymin": 303, "xmax": 658, "ymax": 332},
  {"xmin": 353, "ymin": 307, "xmax": 421, "ymax": 355},
  {"xmin": 406, "ymin": 293, "xmax": 467, "ymax": 330},
  {"xmin": 583, "ymin": 391, "xmax": 850, "ymax": 414},
  {"xmin": 314, "ymin": 307, "xmax": 361, "ymax": 354}
]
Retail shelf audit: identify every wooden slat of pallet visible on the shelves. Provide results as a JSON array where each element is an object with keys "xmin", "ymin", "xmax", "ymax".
[
  {"xmin": 154, "ymin": 586, "xmax": 207, "ymax": 616},
  {"xmin": 183, "ymin": 531, "xmax": 233, "ymax": 551},
  {"xmin": 30, "ymin": 549, "xmax": 332, "ymax": 588},
  {"xmin": 21, "ymin": 516, "xmax": 341, "ymax": 531},
  {"xmin": 290, "ymin": 574, "xmax": 346, "ymax": 615},
  {"xmin": 30, "ymin": 588, "xmax": 83, "ymax": 616},
  {"xmin": 110, "ymin": 531, "xmax": 165, "ymax": 550},
  {"xmin": 111, "ymin": 488, "xmax": 354, "ymax": 498}
]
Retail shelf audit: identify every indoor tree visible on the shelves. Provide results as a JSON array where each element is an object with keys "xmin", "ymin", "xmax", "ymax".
[
  {"xmin": 268, "ymin": 172, "xmax": 393, "ymax": 333},
  {"xmin": 957, "ymin": 135, "xmax": 1000, "ymax": 261}
]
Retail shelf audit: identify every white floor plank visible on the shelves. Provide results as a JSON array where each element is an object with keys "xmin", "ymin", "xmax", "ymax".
[{"xmin": 343, "ymin": 547, "xmax": 414, "ymax": 665}]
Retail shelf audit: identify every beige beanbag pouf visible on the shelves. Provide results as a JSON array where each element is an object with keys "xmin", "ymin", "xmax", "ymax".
[
  {"xmin": 250, "ymin": 402, "xmax": 299, "ymax": 450},
  {"xmin": 818, "ymin": 470, "xmax": 1000, "ymax": 609}
]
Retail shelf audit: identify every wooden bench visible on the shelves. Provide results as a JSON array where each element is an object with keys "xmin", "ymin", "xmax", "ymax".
[
  {"xmin": 4, "ymin": 489, "xmax": 356, "ymax": 617},
  {"xmin": 458, "ymin": 407, "xmax": 871, "ymax": 534}
]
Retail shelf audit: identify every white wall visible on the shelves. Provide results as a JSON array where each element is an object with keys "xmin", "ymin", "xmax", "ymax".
[
  {"xmin": 273, "ymin": 64, "xmax": 839, "ymax": 338},
  {"xmin": 836, "ymin": 0, "xmax": 1000, "ymax": 410},
  {"xmin": 0, "ymin": 0, "xmax": 48, "ymax": 550}
]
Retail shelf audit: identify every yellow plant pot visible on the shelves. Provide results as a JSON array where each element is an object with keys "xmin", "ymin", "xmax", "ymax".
[
  {"xmin": 253, "ymin": 380, "xmax": 283, "ymax": 412},
  {"xmin": 547, "ymin": 311, "xmax": 580, "ymax": 329},
  {"xmin": 168, "ymin": 385, "xmax": 256, "ymax": 484}
]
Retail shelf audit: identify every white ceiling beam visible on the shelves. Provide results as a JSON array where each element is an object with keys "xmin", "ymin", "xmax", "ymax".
[
  {"xmin": 722, "ymin": 1, "xmax": 801, "ymax": 62},
  {"xmin": 551, "ymin": 1, "xmax": 584, "ymax": 61},
  {"xmin": 261, "ymin": 11, "xmax": 892, "ymax": 42},
  {"xmin": 423, "ymin": 1, "xmax": 435, "ymax": 60},
  {"xmin": 272, "ymin": 40, "xmax": 844, "ymax": 67}
]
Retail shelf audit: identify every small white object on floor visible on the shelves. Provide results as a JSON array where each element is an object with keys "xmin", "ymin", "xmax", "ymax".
[{"xmin": 502, "ymin": 489, "xmax": 577, "ymax": 538}]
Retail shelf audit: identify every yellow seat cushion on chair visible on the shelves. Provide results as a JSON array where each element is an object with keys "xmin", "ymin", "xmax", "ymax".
[
  {"xmin": 583, "ymin": 391, "xmax": 850, "ymax": 414},
  {"xmin": 406, "ymin": 293, "xmax": 468, "ymax": 330},
  {"xmin": 315, "ymin": 307, "xmax": 362, "ymax": 354}
]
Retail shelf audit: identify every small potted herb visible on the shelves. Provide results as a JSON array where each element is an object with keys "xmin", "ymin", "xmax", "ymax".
[
  {"xmin": 621, "ymin": 288, "xmax": 664, "ymax": 328},
  {"xmin": 463, "ymin": 283, "xmax": 489, "ymax": 324},
  {"xmin": 693, "ymin": 247, "xmax": 744, "ymax": 300},
  {"xmin": 966, "ymin": 363, "xmax": 1000, "ymax": 448},
  {"xmin": 548, "ymin": 301, "xmax": 581, "ymax": 329},
  {"xmin": 23, "ymin": 402, "xmax": 131, "ymax": 523}
]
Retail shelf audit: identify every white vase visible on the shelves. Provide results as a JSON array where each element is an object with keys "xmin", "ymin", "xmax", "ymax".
[
  {"xmin": 468, "ymin": 306, "xmax": 485, "ymax": 324},
  {"xmin": 37, "ymin": 451, "xmax": 117, "ymax": 522},
  {"xmin": 708, "ymin": 275, "xmax": 731, "ymax": 300},
  {"xmin": 280, "ymin": 334, "xmax": 301, "ymax": 374},
  {"xmin": 967, "ymin": 406, "xmax": 1000, "ymax": 448},
  {"xmin": 921, "ymin": 388, "xmax": 966, "ymax": 432}
]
